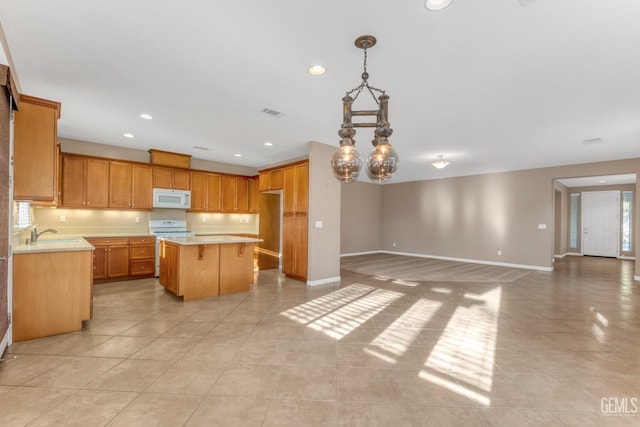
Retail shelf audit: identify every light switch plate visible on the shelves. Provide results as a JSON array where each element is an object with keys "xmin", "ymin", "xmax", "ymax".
[
  {"xmin": 315, "ymin": 221, "xmax": 323, "ymax": 228},
  {"xmin": 538, "ymin": 224, "xmax": 547, "ymax": 229}
]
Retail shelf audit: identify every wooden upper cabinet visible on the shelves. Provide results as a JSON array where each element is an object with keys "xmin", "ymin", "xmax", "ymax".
[
  {"xmin": 258, "ymin": 168, "xmax": 284, "ymax": 192},
  {"xmin": 153, "ymin": 166, "xmax": 190, "ymax": 190},
  {"xmin": 109, "ymin": 161, "xmax": 152, "ymax": 209},
  {"xmin": 248, "ymin": 176, "xmax": 259, "ymax": 213},
  {"xmin": 131, "ymin": 164, "xmax": 153, "ymax": 209},
  {"xmin": 189, "ymin": 172, "xmax": 208, "ymax": 212},
  {"xmin": 13, "ymin": 95, "xmax": 61, "ymax": 202},
  {"xmin": 221, "ymin": 175, "xmax": 250, "ymax": 213},
  {"xmin": 207, "ymin": 174, "xmax": 222, "ymax": 212},
  {"xmin": 283, "ymin": 161, "xmax": 308, "ymax": 214},
  {"xmin": 189, "ymin": 171, "xmax": 222, "ymax": 213},
  {"xmin": 61, "ymin": 155, "xmax": 109, "ymax": 208}
]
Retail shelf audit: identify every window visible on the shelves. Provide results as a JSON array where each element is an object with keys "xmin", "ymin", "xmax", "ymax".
[
  {"xmin": 569, "ymin": 193, "xmax": 580, "ymax": 249},
  {"xmin": 14, "ymin": 201, "xmax": 32, "ymax": 229},
  {"xmin": 622, "ymin": 191, "xmax": 633, "ymax": 252}
]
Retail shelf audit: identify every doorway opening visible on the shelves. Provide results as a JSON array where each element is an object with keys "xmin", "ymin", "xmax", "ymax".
[{"xmin": 553, "ymin": 174, "xmax": 636, "ymax": 260}]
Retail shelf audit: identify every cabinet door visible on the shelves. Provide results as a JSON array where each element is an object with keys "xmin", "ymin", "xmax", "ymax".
[
  {"xmin": 85, "ymin": 159, "xmax": 109, "ymax": 208},
  {"xmin": 92, "ymin": 245, "xmax": 108, "ymax": 280},
  {"xmin": 294, "ymin": 215, "xmax": 308, "ymax": 279},
  {"xmin": 283, "ymin": 166, "xmax": 296, "ymax": 213},
  {"xmin": 221, "ymin": 175, "xmax": 236, "ymax": 212},
  {"xmin": 294, "ymin": 163, "xmax": 309, "ymax": 213},
  {"xmin": 131, "ymin": 165, "xmax": 153, "ymax": 209},
  {"xmin": 107, "ymin": 244, "xmax": 129, "ymax": 278},
  {"xmin": 282, "ymin": 215, "xmax": 295, "ymax": 276},
  {"xmin": 270, "ymin": 169, "xmax": 284, "ymax": 190},
  {"xmin": 207, "ymin": 174, "xmax": 222, "ymax": 212},
  {"xmin": 189, "ymin": 172, "xmax": 208, "ymax": 212},
  {"xmin": 109, "ymin": 161, "xmax": 132, "ymax": 208},
  {"xmin": 153, "ymin": 167, "xmax": 174, "ymax": 189},
  {"xmin": 248, "ymin": 177, "xmax": 259, "ymax": 213},
  {"xmin": 13, "ymin": 96, "xmax": 60, "ymax": 201},
  {"xmin": 61, "ymin": 155, "xmax": 86, "ymax": 207},
  {"xmin": 173, "ymin": 170, "xmax": 191, "ymax": 190},
  {"xmin": 236, "ymin": 177, "xmax": 249, "ymax": 212},
  {"xmin": 258, "ymin": 172, "xmax": 270, "ymax": 192},
  {"xmin": 159, "ymin": 242, "xmax": 179, "ymax": 295}
]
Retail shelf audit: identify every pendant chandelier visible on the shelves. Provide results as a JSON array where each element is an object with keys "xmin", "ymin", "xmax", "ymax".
[{"xmin": 331, "ymin": 35, "xmax": 399, "ymax": 183}]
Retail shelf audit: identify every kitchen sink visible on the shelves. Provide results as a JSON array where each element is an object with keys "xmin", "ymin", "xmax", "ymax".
[{"xmin": 35, "ymin": 239, "xmax": 84, "ymax": 244}]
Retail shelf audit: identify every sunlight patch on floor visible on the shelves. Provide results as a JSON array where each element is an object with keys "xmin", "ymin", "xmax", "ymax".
[
  {"xmin": 421, "ymin": 286, "xmax": 502, "ymax": 406},
  {"xmin": 280, "ymin": 283, "xmax": 403, "ymax": 340}
]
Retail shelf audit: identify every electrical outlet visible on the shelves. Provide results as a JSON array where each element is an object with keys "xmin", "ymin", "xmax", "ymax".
[
  {"xmin": 201, "ymin": 217, "xmax": 206, "ymax": 223},
  {"xmin": 393, "ymin": 242, "xmax": 397, "ymax": 247},
  {"xmin": 59, "ymin": 215, "xmax": 66, "ymax": 223},
  {"xmin": 135, "ymin": 216, "xmax": 140, "ymax": 223},
  {"xmin": 497, "ymin": 250, "xmax": 502, "ymax": 256}
]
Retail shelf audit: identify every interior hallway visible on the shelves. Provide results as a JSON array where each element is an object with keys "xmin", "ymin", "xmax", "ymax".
[{"xmin": 0, "ymin": 256, "xmax": 639, "ymax": 426}]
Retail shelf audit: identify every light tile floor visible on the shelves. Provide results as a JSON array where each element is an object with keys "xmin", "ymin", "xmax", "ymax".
[{"xmin": 1, "ymin": 256, "xmax": 639, "ymax": 426}]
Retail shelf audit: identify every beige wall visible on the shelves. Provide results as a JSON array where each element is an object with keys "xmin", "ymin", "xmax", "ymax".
[
  {"xmin": 307, "ymin": 141, "xmax": 341, "ymax": 285},
  {"xmin": 339, "ymin": 157, "xmax": 640, "ymax": 274},
  {"xmin": 340, "ymin": 181, "xmax": 382, "ymax": 254},
  {"xmin": 60, "ymin": 138, "xmax": 258, "ymax": 176}
]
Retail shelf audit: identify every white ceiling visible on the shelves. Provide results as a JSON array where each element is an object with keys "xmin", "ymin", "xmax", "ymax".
[
  {"xmin": 556, "ymin": 173, "xmax": 636, "ymax": 188},
  {"xmin": 1, "ymin": 0, "xmax": 639, "ymax": 183}
]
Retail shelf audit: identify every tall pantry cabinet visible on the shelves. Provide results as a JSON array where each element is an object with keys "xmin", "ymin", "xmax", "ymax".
[{"xmin": 282, "ymin": 161, "xmax": 308, "ymax": 281}]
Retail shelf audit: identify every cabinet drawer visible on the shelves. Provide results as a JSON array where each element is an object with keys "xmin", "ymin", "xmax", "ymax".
[
  {"xmin": 130, "ymin": 236, "xmax": 155, "ymax": 245},
  {"xmin": 130, "ymin": 244, "xmax": 155, "ymax": 259},
  {"xmin": 86, "ymin": 237, "xmax": 130, "ymax": 246},
  {"xmin": 130, "ymin": 260, "xmax": 155, "ymax": 276}
]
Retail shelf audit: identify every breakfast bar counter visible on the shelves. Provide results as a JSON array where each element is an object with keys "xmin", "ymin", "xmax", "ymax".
[{"xmin": 159, "ymin": 235, "xmax": 261, "ymax": 301}]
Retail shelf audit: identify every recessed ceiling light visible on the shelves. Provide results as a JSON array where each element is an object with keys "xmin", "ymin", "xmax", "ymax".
[
  {"xmin": 599, "ymin": 180, "xmax": 606, "ymax": 183},
  {"xmin": 424, "ymin": 0, "xmax": 454, "ymax": 11},
  {"xmin": 140, "ymin": 113, "xmax": 153, "ymax": 120},
  {"xmin": 264, "ymin": 142, "xmax": 273, "ymax": 147},
  {"xmin": 234, "ymin": 153, "xmax": 242, "ymax": 157},
  {"xmin": 123, "ymin": 133, "xmax": 135, "ymax": 138},
  {"xmin": 308, "ymin": 64, "xmax": 327, "ymax": 75}
]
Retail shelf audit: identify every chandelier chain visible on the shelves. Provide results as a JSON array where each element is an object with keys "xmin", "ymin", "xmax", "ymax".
[{"xmin": 345, "ymin": 45, "xmax": 385, "ymax": 104}]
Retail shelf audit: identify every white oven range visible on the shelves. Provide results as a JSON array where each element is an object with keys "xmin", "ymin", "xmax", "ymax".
[{"xmin": 149, "ymin": 220, "xmax": 194, "ymax": 277}]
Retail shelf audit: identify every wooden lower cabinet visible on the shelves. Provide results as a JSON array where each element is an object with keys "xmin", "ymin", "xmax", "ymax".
[
  {"xmin": 129, "ymin": 236, "xmax": 156, "ymax": 277},
  {"xmin": 159, "ymin": 241, "xmax": 180, "ymax": 295},
  {"xmin": 86, "ymin": 236, "xmax": 155, "ymax": 283},
  {"xmin": 12, "ymin": 250, "xmax": 93, "ymax": 341},
  {"xmin": 282, "ymin": 214, "xmax": 308, "ymax": 281}
]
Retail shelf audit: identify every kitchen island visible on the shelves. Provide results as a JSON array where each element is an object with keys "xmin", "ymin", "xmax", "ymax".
[{"xmin": 159, "ymin": 235, "xmax": 261, "ymax": 301}]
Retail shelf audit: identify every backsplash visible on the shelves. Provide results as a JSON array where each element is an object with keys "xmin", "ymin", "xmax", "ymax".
[{"xmin": 31, "ymin": 208, "xmax": 258, "ymax": 236}]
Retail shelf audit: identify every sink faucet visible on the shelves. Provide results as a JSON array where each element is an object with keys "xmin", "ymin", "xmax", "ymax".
[{"xmin": 31, "ymin": 225, "xmax": 57, "ymax": 242}]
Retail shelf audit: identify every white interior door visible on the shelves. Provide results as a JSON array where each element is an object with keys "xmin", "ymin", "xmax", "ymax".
[{"xmin": 582, "ymin": 191, "xmax": 619, "ymax": 257}]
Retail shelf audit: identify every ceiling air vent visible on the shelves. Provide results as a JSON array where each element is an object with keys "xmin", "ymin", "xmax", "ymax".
[
  {"xmin": 193, "ymin": 145, "xmax": 212, "ymax": 151},
  {"xmin": 582, "ymin": 138, "xmax": 604, "ymax": 146},
  {"xmin": 261, "ymin": 108, "xmax": 286, "ymax": 118}
]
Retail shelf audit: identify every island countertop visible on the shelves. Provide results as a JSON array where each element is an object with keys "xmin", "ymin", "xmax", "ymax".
[{"xmin": 162, "ymin": 235, "xmax": 262, "ymax": 245}]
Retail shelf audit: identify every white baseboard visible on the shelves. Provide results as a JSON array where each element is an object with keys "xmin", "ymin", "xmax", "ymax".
[
  {"xmin": 635, "ymin": 275, "xmax": 640, "ymax": 282},
  {"xmin": 553, "ymin": 253, "xmax": 568, "ymax": 259},
  {"xmin": 566, "ymin": 252, "xmax": 583, "ymax": 257},
  {"xmin": 618, "ymin": 256, "xmax": 636, "ymax": 260},
  {"xmin": 373, "ymin": 250, "xmax": 553, "ymax": 272},
  {"xmin": 340, "ymin": 251, "xmax": 381, "ymax": 257},
  {"xmin": 307, "ymin": 276, "xmax": 341, "ymax": 287}
]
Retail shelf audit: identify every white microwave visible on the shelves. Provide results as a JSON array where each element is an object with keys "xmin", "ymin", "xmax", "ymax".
[{"xmin": 152, "ymin": 188, "xmax": 191, "ymax": 209}]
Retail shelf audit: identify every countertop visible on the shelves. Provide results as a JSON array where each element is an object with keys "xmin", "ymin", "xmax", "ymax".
[
  {"xmin": 14, "ymin": 236, "xmax": 95, "ymax": 254},
  {"xmin": 163, "ymin": 235, "xmax": 262, "ymax": 246}
]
